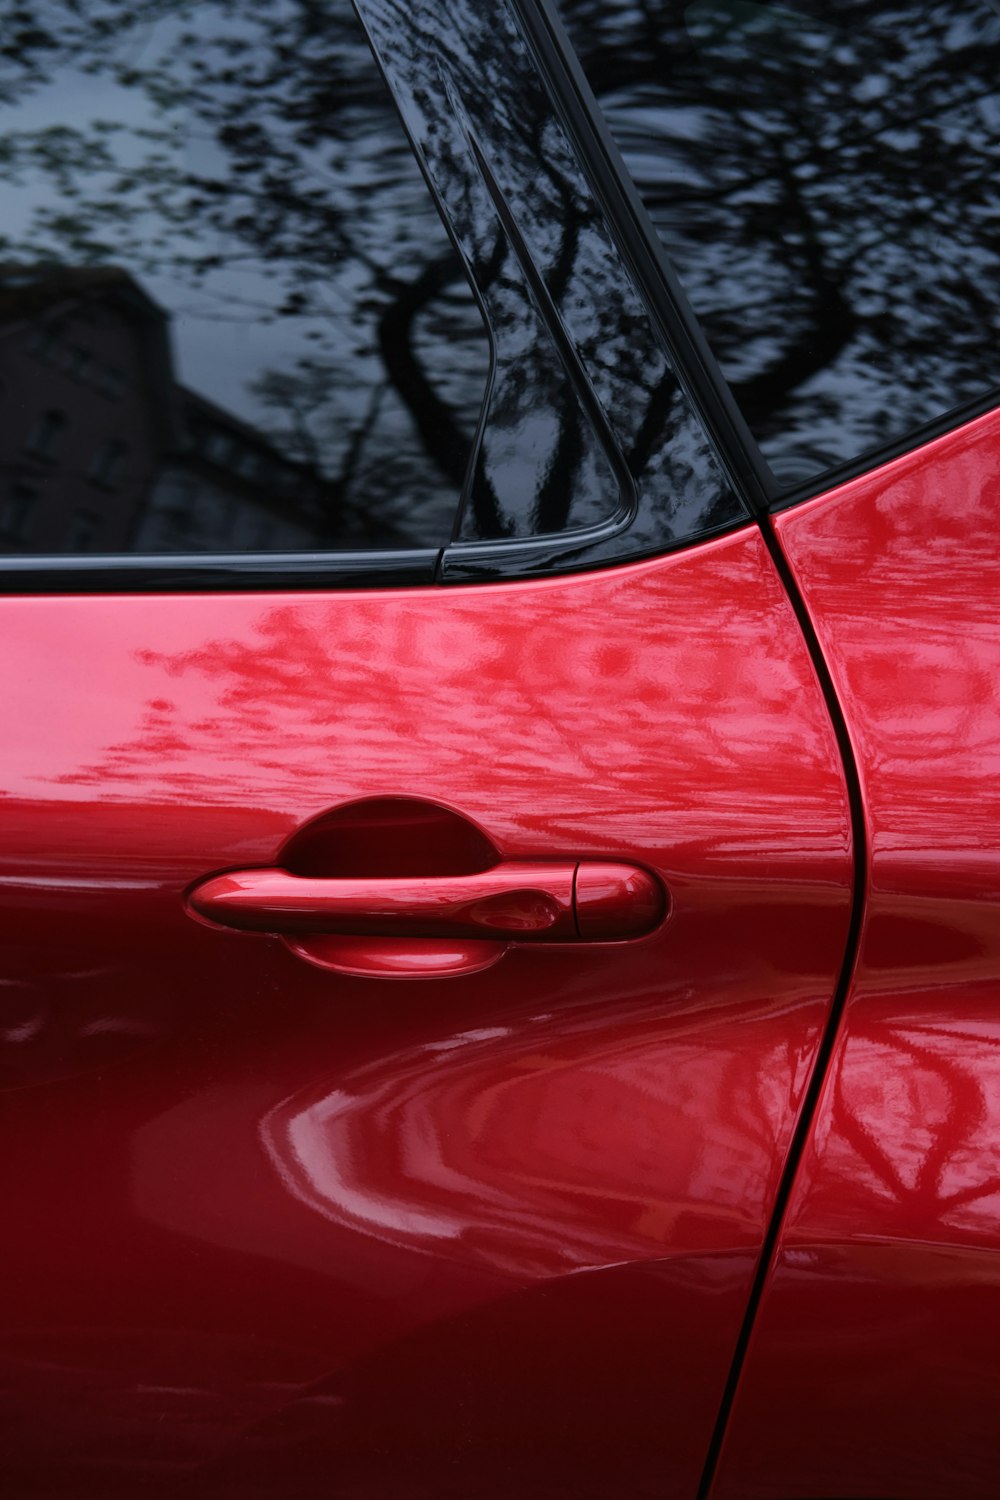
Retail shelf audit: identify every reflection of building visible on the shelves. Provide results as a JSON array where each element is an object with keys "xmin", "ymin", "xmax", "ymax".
[
  {"xmin": 134, "ymin": 388, "xmax": 318, "ymax": 553},
  {"xmin": 0, "ymin": 264, "xmax": 334, "ymax": 553}
]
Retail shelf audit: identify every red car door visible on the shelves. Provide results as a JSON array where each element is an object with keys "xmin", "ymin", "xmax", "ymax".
[
  {"xmin": 709, "ymin": 409, "xmax": 1000, "ymax": 1500},
  {"xmin": 551, "ymin": 1, "xmax": 1000, "ymax": 1494},
  {"xmin": 0, "ymin": 2, "xmax": 854, "ymax": 1497}
]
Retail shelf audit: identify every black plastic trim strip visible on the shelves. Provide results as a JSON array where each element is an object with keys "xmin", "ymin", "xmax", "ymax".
[
  {"xmin": 0, "ymin": 518, "xmax": 753, "ymax": 594},
  {"xmin": 441, "ymin": 512, "xmax": 744, "ymax": 583},
  {"xmin": 694, "ymin": 510, "xmax": 870, "ymax": 1500},
  {"xmin": 468, "ymin": 132, "xmax": 638, "ymax": 523},
  {"xmin": 0, "ymin": 548, "xmax": 439, "ymax": 594},
  {"xmin": 510, "ymin": 0, "xmax": 774, "ymax": 515}
]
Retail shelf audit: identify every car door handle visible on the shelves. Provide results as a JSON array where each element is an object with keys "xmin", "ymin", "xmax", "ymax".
[{"xmin": 188, "ymin": 861, "xmax": 664, "ymax": 942}]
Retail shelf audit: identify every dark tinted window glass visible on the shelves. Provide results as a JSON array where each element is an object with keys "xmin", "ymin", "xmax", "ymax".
[
  {"xmin": 563, "ymin": 1, "xmax": 1000, "ymax": 485},
  {"xmin": 356, "ymin": 0, "xmax": 743, "ymax": 580},
  {"xmin": 0, "ymin": 1, "xmax": 489, "ymax": 555}
]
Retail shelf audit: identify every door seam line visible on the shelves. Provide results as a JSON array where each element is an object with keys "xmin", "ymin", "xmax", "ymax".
[{"xmin": 694, "ymin": 509, "xmax": 870, "ymax": 1500}]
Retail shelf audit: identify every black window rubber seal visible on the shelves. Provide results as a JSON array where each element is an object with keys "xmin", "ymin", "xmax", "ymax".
[{"xmin": 0, "ymin": 548, "xmax": 440, "ymax": 595}]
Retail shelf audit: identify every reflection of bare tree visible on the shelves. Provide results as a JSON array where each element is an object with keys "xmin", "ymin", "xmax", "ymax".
[
  {"xmin": 42, "ymin": 544, "xmax": 842, "ymax": 833},
  {"xmin": 0, "ymin": 0, "xmax": 491, "ymax": 543},
  {"xmin": 565, "ymin": 0, "xmax": 1000, "ymax": 481},
  {"xmin": 819, "ymin": 1009, "xmax": 1000, "ymax": 1237},
  {"xmin": 355, "ymin": 0, "xmax": 737, "ymax": 544},
  {"xmin": 3, "ymin": 0, "xmax": 995, "ymax": 541},
  {"xmin": 0, "ymin": 0, "xmax": 742, "ymax": 554}
]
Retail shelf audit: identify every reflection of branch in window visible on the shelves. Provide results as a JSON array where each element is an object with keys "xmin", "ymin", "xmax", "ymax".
[
  {"xmin": 66, "ymin": 508, "xmax": 101, "ymax": 552},
  {"xmin": 26, "ymin": 324, "xmax": 63, "ymax": 363},
  {"xmin": 564, "ymin": 0, "xmax": 1000, "ymax": 478},
  {"xmin": 25, "ymin": 408, "xmax": 68, "ymax": 460},
  {"xmin": 64, "ymin": 344, "xmax": 93, "ymax": 379},
  {"xmin": 377, "ymin": 253, "xmax": 478, "ymax": 491},
  {"xmin": 88, "ymin": 438, "xmax": 127, "ymax": 488},
  {"xmin": 0, "ymin": 482, "xmax": 38, "ymax": 541},
  {"xmin": 0, "ymin": 1, "xmax": 493, "ymax": 548},
  {"xmin": 97, "ymin": 366, "xmax": 125, "ymax": 401}
]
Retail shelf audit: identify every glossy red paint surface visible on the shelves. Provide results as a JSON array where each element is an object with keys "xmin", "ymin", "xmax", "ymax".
[
  {"xmin": 0, "ymin": 528, "xmax": 852, "ymax": 1497},
  {"xmin": 713, "ymin": 408, "xmax": 1000, "ymax": 1499}
]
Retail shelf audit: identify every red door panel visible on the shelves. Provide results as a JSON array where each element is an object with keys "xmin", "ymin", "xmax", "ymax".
[
  {"xmin": 0, "ymin": 528, "xmax": 851, "ymax": 1497},
  {"xmin": 712, "ymin": 408, "xmax": 1000, "ymax": 1499}
]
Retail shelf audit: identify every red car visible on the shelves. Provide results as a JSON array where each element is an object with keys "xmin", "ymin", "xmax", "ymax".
[{"xmin": 1, "ymin": 1, "xmax": 999, "ymax": 1495}]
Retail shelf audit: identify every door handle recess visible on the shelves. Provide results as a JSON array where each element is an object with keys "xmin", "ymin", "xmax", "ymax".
[{"xmin": 188, "ymin": 861, "xmax": 663, "ymax": 943}]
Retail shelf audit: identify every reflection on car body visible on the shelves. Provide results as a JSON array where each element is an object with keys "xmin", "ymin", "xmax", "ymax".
[{"xmin": 0, "ymin": 2, "xmax": 999, "ymax": 1498}]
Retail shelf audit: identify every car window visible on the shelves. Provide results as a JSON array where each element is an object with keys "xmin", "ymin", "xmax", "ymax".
[
  {"xmin": 561, "ymin": 0, "xmax": 1000, "ymax": 487},
  {"xmin": 0, "ymin": 0, "xmax": 490, "ymax": 556},
  {"xmin": 355, "ymin": 0, "xmax": 746, "ymax": 582}
]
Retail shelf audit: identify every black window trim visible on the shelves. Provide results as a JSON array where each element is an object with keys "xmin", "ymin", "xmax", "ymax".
[{"xmin": 0, "ymin": 549, "xmax": 440, "ymax": 594}]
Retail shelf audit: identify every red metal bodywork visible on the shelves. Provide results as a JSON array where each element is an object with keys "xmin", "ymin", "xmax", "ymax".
[
  {"xmin": 0, "ymin": 527, "xmax": 851, "ymax": 1497},
  {"xmin": 713, "ymin": 409, "xmax": 1000, "ymax": 1498}
]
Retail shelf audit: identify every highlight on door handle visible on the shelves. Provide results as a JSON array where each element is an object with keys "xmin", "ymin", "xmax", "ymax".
[
  {"xmin": 187, "ymin": 861, "xmax": 664, "ymax": 944},
  {"xmin": 186, "ymin": 849, "xmax": 666, "ymax": 978}
]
